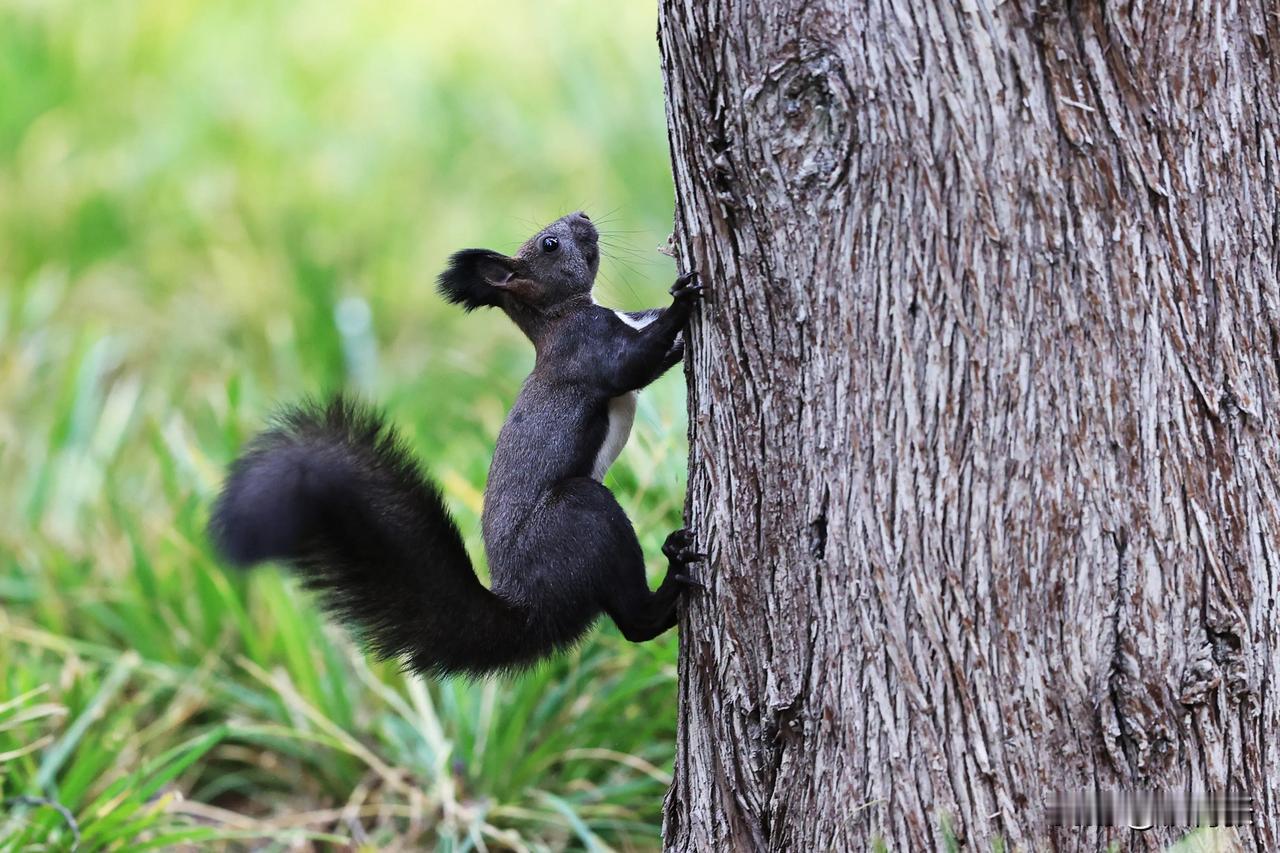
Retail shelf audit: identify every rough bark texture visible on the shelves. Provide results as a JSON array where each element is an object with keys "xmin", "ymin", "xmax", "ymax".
[{"xmin": 659, "ymin": 1, "xmax": 1280, "ymax": 850}]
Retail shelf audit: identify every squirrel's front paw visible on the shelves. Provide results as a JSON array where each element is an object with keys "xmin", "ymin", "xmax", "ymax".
[
  {"xmin": 663, "ymin": 527, "xmax": 707, "ymax": 589},
  {"xmin": 663, "ymin": 527, "xmax": 703, "ymax": 563},
  {"xmin": 669, "ymin": 270, "xmax": 705, "ymax": 302}
]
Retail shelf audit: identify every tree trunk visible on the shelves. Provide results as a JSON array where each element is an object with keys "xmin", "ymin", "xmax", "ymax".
[{"xmin": 658, "ymin": 1, "xmax": 1280, "ymax": 850}]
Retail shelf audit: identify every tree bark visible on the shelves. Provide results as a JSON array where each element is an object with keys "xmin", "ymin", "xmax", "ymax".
[{"xmin": 658, "ymin": 1, "xmax": 1280, "ymax": 850}]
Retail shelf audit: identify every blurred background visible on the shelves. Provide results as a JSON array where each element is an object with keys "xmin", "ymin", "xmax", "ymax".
[{"xmin": 0, "ymin": 0, "xmax": 685, "ymax": 848}]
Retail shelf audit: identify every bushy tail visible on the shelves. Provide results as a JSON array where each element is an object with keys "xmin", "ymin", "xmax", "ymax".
[{"xmin": 208, "ymin": 397, "xmax": 535, "ymax": 677}]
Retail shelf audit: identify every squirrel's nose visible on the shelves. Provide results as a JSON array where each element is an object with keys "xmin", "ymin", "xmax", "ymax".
[{"xmin": 574, "ymin": 210, "xmax": 590, "ymax": 221}]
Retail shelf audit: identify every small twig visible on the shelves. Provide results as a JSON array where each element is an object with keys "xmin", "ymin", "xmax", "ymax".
[{"xmin": 3, "ymin": 796, "xmax": 82, "ymax": 851}]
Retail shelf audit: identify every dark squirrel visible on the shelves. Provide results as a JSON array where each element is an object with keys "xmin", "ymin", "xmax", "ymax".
[{"xmin": 208, "ymin": 211, "xmax": 706, "ymax": 677}]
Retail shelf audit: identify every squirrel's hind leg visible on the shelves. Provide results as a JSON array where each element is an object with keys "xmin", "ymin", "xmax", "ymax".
[
  {"xmin": 545, "ymin": 478, "xmax": 699, "ymax": 643},
  {"xmin": 606, "ymin": 527, "xmax": 706, "ymax": 642}
]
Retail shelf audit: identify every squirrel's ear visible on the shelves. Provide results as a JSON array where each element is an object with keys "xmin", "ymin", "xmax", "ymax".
[{"xmin": 437, "ymin": 249, "xmax": 521, "ymax": 311}]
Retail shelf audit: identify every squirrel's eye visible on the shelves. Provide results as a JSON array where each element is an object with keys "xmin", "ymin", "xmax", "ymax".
[{"xmin": 541, "ymin": 236, "xmax": 559, "ymax": 253}]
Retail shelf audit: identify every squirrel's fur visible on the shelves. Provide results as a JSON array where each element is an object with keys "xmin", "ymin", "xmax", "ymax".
[{"xmin": 208, "ymin": 212, "xmax": 705, "ymax": 677}]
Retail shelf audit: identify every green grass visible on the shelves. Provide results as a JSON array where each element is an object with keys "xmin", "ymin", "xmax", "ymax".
[{"xmin": 0, "ymin": 1, "xmax": 685, "ymax": 848}]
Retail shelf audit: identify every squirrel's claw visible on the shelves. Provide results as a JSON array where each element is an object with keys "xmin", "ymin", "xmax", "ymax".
[
  {"xmin": 672, "ymin": 570, "xmax": 706, "ymax": 590},
  {"xmin": 664, "ymin": 527, "xmax": 707, "ymax": 591},
  {"xmin": 663, "ymin": 527, "xmax": 698, "ymax": 562},
  {"xmin": 670, "ymin": 270, "xmax": 705, "ymax": 301}
]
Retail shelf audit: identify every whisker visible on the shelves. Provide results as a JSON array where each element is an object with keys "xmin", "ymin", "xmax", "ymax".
[
  {"xmin": 597, "ymin": 261, "xmax": 642, "ymax": 306},
  {"xmin": 600, "ymin": 251, "xmax": 649, "ymax": 302},
  {"xmin": 599, "ymin": 241, "xmax": 659, "ymax": 265},
  {"xmin": 593, "ymin": 206, "xmax": 625, "ymax": 228},
  {"xmin": 597, "ymin": 237, "xmax": 650, "ymax": 252}
]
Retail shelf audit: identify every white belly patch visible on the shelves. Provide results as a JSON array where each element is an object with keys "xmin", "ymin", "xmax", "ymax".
[
  {"xmin": 614, "ymin": 309, "xmax": 656, "ymax": 330},
  {"xmin": 592, "ymin": 392, "xmax": 638, "ymax": 481}
]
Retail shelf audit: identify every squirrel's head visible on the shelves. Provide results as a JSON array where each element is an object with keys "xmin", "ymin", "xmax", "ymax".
[{"xmin": 437, "ymin": 211, "xmax": 599, "ymax": 313}]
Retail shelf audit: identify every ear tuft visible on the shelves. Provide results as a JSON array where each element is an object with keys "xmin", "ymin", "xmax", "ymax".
[{"xmin": 437, "ymin": 249, "xmax": 518, "ymax": 312}]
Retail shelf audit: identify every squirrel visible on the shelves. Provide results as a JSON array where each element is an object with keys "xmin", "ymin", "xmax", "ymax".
[{"xmin": 208, "ymin": 211, "xmax": 706, "ymax": 677}]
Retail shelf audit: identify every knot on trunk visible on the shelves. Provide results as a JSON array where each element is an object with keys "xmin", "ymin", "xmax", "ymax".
[{"xmin": 747, "ymin": 47, "xmax": 855, "ymax": 194}]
